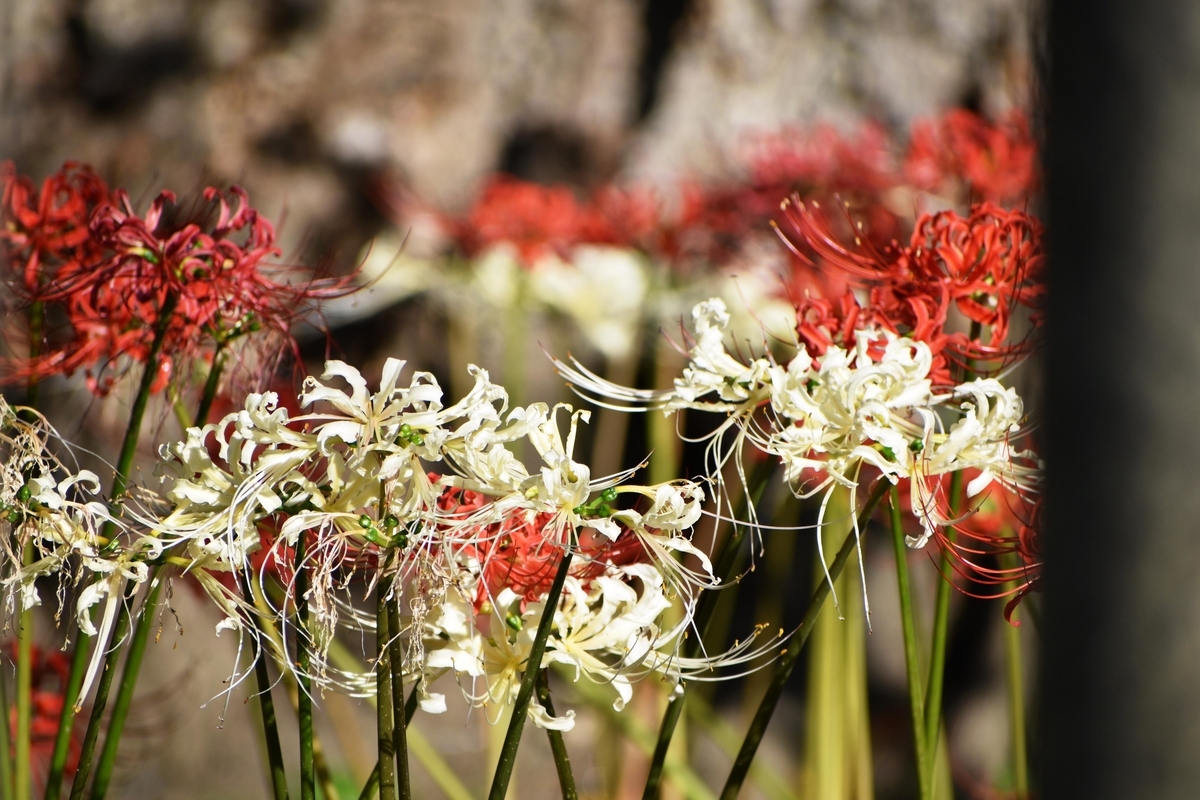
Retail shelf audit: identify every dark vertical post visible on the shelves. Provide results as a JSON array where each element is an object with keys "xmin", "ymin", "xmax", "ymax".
[{"xmin": 1043, "ymin": 1, "xmax": 1200, "ymax": 797}]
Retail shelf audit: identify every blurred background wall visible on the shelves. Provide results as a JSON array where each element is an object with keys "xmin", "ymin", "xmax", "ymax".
[{"xmin": 1, "ymin": 0, "xmax": 1038, "ymax": 266}]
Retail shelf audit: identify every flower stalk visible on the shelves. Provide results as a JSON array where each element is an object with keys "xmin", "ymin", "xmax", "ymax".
[
  {"xmin": 922, "ymin": 467, "xmax": 961, "ymax": 773},
  {"xmin": 0, "ymin": 658, "xmax": 12, "ymax": 800},
  {"xmin": 643, "ymin": 457, "xmax": 774, "ymax": 799},
  {"xmin": 536, "ymin": 670, "xmax": 577, "ymax": 800},
  {"xmin": 384, "ymin": 574, "xmax": 411, "ymax": 800},
  {"xmin": 15, "ymin": 541, "xmax": 33, "ymax": 800},
  {"xmin": 487, "ymin": 538, "xmax": 576, "ymax": 800},
  {"xmin": 889, "ymin": 487, "xmax": 931, "ymax": 800},
  {"xmin": 245, "ymin": 574, "xmax": 290, "ymax": 800},
  {"xmin": 61, "ymin": 292, "xmax": 180, "ymax": 800},
  {"xmin": 1004, "ymin": 558, "xmax": 1029, "ymax": 798},
  {"xmin": 86, "ymin": 572, "xmax": 163, "ymax": 800},
  {"xmin": 295, "ymin": 534, "xmax": 315, "ymax": 800},
  {"xmin": 720, "ymin": 478, "xmax": 888, "ymax": 800},
  {"xmin": 376, "ymin": 576, "xmax": 397, "ymax": 800}
]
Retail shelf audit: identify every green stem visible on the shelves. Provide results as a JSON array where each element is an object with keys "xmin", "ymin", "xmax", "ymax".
[
  {"xmin": 87, "ymin": 573, "xmax": 164, "ymax": 799},
  {"xmin": 42, "ymin": 639, "xmax": 89, "ymax": 800},
  {"xmin": 24, "ymin": 299, "xmax": 44, "ymax": 412},
  {"xmin": 252, "ymin": 608, "xmax": 290, "ymax": 800},
  {"xmin": 86, "ymin": 350, "xmax": 225, "ymax": 800},
  {"xmin": 193, "ymin": 346, "xmax": 226, "ymax": 428},
  {"xmin": 569, "ymin": 669, "xmax": 715, "ymax": 800},
  {"xmin": 1004, "ymin": 570, "xmax": 1029, "ymax": 798},
  {"xmin": 385, "ymin": 581, "xmax": 410, "ymax": 800},
  {"xmin": 487, "ymin": 542, "xmax": 575, "ymax": 800},
  {"xmin": 242, "ymin": 573, "xmax": 290, "ymax": 800},
  {"xmin": 719, "ymin": 478, "xmax": 889, "ymax": 800},
  {"xmin": 295, "ymin": 535, "xmax": 315, "ymax": 800},
  {"xmin": 376, "ymin": 578, "xmax": 397, "ymax": 800},
  {"xmin": 536, "ymin": 671, "xmax": 577, "ymax": 800},
  {"xmin": 357, "ymin": 765, "xmax": 380, "ymax": 800},
  {"xmin": 67, "ymin": 607, "xmax": 131, "ymax": 800},
  {"xmin": 644, "ymin": 458, "xmax": 774, "ymax": 799},
  {"xmin": 890, "ymin": 487, "xmax": 931, "ymax": 800},
  {"xmin": 15, "ymin": 542, "xmax": 32, "ymax": 800},
  {"xmin": 109, "ymin": 293, "xmax": 178, "ymax": 504},
  {"xmin": 62, "ymin": 293, "xmax": 181, "ymax": 799},
  {"xmin": 922, "ymin": 469, "xmax": 962, "ymax": 772},
  {"xmin": 17, "ymin": 300, "xmax": 43, "ymax": 799},
  {"xmin": 358, "ymin": 687, "xmax": 422, "ymax": 800},
  {"xmin": 0, "ymin": 649, "xmax": 11, "ymax": 800}
]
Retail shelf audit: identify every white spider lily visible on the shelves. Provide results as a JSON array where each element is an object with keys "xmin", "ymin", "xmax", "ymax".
[{"xmin": 554, "ymin": 297, "xmax": 1043, "ymax": 549}]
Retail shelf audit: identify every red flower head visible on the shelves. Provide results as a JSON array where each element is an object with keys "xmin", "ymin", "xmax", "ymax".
[
  {"xmin": 1, "ymin": 161, "xmax": 111, "ymax": 292},
  {"xmin": 778, "ymin": 196, "xmax": 1044, "ymax": 379},
  {"xmin": 904, "ymin": 109, "xmax": 1039, "ymax": 204},
  {"xmin": 4, "ymin": 175, "xmax": 354, "ymax": 396},
  {"xmin": 435, "ymin": 484, "xmax": 649, "ymax": 618},
  {"xmin": 925, "ymin": 478, "xmax": 1043, "ymax": 623},
  {"xmin": 454, "ymin": 176, "xmax": 627, "ymax": 264}
]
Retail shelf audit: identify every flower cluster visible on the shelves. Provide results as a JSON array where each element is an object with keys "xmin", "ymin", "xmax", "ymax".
[
  {"xmin": 2, "ymin": 163, "xmax": 352, "ymax": 397},
  {"xmin": 155, "ymin": 358, "xmax": 731, "ymax": 727},
  {"xmin": 557, "ymin": 296, "xmax": 1042, "ymax": 561},
  {"xmin": 781, "ymin": 199, "xmax": 1044, "ymax": 385}
]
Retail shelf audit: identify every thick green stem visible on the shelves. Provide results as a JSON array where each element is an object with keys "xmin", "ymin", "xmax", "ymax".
[
  {"xmin": 719, "ymin": 479, "xmax": 888, "ymax": 800},
  {"xmin": 0, "ymin": 651, "xmax": 12, "ymax": 800},
  {"xmin": 87, "ymin": 573, "xmax": 164, "ymax": 799},
  {"xmin": 295, "ymin": 535, "xmax": 315, "ymax": 800},
  {"xmin": 241, "ymin": 573, "xmax": 290, "ymax": 799},
  {"xmin": 62, "ymin": 293, "xmax": 181, "ymax": 799},
  {"xmin": 357, "ymin": 765, "xmax": 380, "ymax": 800},
  {"xmin": 109, "ymin": 294, "xmax": 179, "ymax": 505},
  {"xmin": 922, "ymin": 469, "xmax": 962, "ymax": 772},
  {"xmin": 536, "ymin": 670, "xmax": 577, "ymax": 800},
  {"xmin": 385, "ymin": 582, "xmax": 410, "ymax": 800},
  {"xmin": 1004, "ymin": 571, "xmax": 1029, "ymax": 797},
  {"xmin": 16, "ymin": 542, "xmax": 33, "ymax": 800},
  {"xmin": 17, "ymin": 301, "xmax": 43, "ymax": 800},
  {"xmin": 487, "ymin": 543, "xmax": 575, "ymax": 800},
  {"xmin": 890, "ymin": 488, "xmax": 931, "ymax": 800},
  {"xmin": 376, "ymin": 580, "xmax": 397, "ymax": 800},
  {"xmin": 193, "ymin": 346, "xmax": 226, "ymax": 428},
  {"xmin": 42, "ymin": 637, "xmax": 89, "ymax": 800},
  {"xmin": 67, "ymin": 607, "xmax": 131, "ymax": 800},
  {"xmin": 87, "ymin": 353, "xmax": 226, "ymax": 800},
  {"xmin": 249, "ymin": 591, "xmax": 290, "ymax": 800},
  {"xmin": 643, "ymin": 458, "xmax": 773, "ymax": 799},
  {"xmin": 359, "ymin": 687, "xmax": 421, "ymax": 800}
]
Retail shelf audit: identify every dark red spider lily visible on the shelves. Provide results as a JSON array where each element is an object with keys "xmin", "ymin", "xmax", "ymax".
[
  {"xmin": 0, "ymin": 161, "xmax": 111, "ymax": 293},
  {"xmin": 3, "ymin": 173, "xmax": 354, "ymax": 395},
  {"xmin": 903, "ymin": 109, "xmax": 1038, "ymax": 205},
  {"xmin": 4, "ymin": 643, "xmax": 82, "ymax": 787}
]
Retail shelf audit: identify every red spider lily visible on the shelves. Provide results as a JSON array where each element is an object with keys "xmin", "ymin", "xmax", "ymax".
[
  {"xmin": 436, "ymin": 485, "xmax": 649, "ymax": 615},
  {"xmin": 452, "ymin": 176, "xmax": 629, "ymax": 263},
  {"xmin": 742, "ymin": 120, "xmax": 899, "ymax": 195},
  {"xmin": 903, "ymin": 109, "xmax": 1038, "ymax": 205},
  {"xmin": 3, "ymin": 175, "xmax": 354, "ymax": 395},
  {"xmin": 896, "ymin": 474, "xmax": 1042, "ymax": 623},
  {"xmin": 779, "ymin": 196, "xmax": 1044, "ymax": 375},
  {"xmin": 4, "ymin": 643, "xmax": 82, "ymax": 787},
  {"xmin": 0, "ymin": 161, "xmax": 111, "ymax": 292}
]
